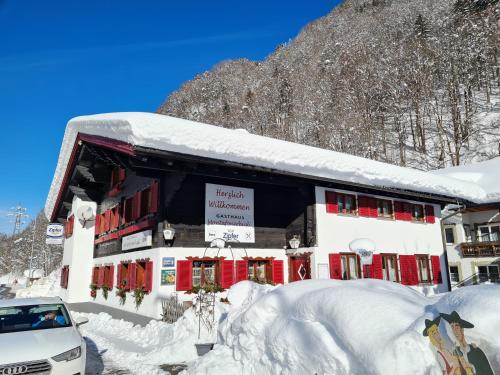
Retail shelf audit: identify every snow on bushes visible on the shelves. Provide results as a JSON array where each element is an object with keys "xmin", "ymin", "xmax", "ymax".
[{"xmin": 186, "ymin": 280, "xmax": 500, "ymax": 375}]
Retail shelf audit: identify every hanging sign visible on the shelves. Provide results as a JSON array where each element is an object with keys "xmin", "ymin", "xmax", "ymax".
[
  {"xmin": 122, "ymin": 230, "xmax": 152, "ymax": 251},
  {"xmin": 205, "ymin": 183, "xmax": 255, "ymax": 243},
  {"xmin": 46, "ymin": 223, "xmax": 64, "ymax": 245}
]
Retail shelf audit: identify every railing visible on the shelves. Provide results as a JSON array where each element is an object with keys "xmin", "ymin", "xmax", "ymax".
[
  {"xmin": 454, "ymin": 272, "xmax": 500, "ymax": 288},
  {"xmin": 460, "ymin": 241, "xmax": 500, "ymax": 257}
]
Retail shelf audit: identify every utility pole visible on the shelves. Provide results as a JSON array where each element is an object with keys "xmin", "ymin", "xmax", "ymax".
[{"xmin": 6, "ymin": 205, "xmax": 28, "ymax": 236}]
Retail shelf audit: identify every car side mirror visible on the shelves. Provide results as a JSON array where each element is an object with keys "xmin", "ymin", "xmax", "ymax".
[{"xmin": 75, "ymin": 317, "xmax": 89, "ymax": 327}]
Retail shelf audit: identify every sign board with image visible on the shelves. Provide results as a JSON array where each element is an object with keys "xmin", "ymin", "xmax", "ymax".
[
  {"xmin": 122, "ymin": 230, "xmax": 152, "ymax": 251},
  {"xmin": 161, "ymin": 269, "xmax": 176, "ymax": 285},
  {"xmin": 205, "ymin": 183, "xmax": 255, "ymax": 243},
  {"xmin": 46, "ymin": 223, "xmax": 64, "ymax": 245}
]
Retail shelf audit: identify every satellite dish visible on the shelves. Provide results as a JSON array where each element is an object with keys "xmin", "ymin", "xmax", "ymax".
[
  {"xmin": 349, "ymin": 238, "xmax": 376, "ymax": 266},
  {"xmin": 76, "ymin": 205, "xmax": 95, "ymax": 227}
]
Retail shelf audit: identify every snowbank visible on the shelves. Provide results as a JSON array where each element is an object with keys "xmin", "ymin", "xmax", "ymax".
[
  {"xmin": 45, "ymin": 112, "xmax": 489, "ymax": 219},
  {"xmin": 186, "ymin": 280, "xmax": 500, "ymax": 375},
  {"xmin": 15, "ymin": 270, "xmax": 61, "ymax": 298},
  {"xmin": 73, "ymin": 301, "xmax": 224, "ymax": 374},
  {"xmin": 0, "ymin": 273, "xmax": 26, "ymax": 286}
]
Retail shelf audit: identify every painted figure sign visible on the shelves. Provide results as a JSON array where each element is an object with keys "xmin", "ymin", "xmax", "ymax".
[
  {"xmin": 161, "ymin": 270, "xmax": 176, "ymax": 286},
  {"xmin": 205, "ymin": 183, "xmax": 255, "ymax": 243},
  {"xmin": 423, "ymin": 311, "xmax": 495, "ymax": 375}
]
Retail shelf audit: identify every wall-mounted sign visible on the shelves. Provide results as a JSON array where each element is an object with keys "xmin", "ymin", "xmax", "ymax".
[
  {"xmin": 162, "ymin": 257, "xmax": 175, "ymax": 268},
  {"xmin": 122, "ymin": 230, "xmax": 152, "ymax": 251},
  {"xmin": 205, "ymin": 183, "xmax": 255, "ymax": 243},
  {"xmin": 46, "ymin": 223, "xmax": 64, "ymax": 245},
  {"xmin": 161, "ymin": 269, "xmax": 176, "ymax": 285}
]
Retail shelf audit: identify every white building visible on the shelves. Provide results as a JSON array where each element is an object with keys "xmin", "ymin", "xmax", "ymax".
[
  {"xmin": 46, "ymin": 113, "xmax": 487, "ymax": 318},
  {"xmin": 433, "ymin": 158, "xmax": 500, "ymax": 288}
]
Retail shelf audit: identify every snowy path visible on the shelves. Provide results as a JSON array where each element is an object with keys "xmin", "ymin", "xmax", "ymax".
[{"xmin": 85, "ymin": 337, "xmax": 131, "ymax": 375}]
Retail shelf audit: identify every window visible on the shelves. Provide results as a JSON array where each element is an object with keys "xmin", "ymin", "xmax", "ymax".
[
  {"xmin": 0, "ymin": 304, "xmax": 72, "ymax": 334},
  {"xmin": 377, "ymin": 199, "xmax": 393, "ymax": 218},
  {"xmin": 140, "ymin": 187, "xmax": 152, "ymax": 217},
  {"xmin": 340, "ymin": 253, "xmax": 360, "ymax": 280},
  {"xmin": 248, "ymin": 260, "xmax": 272, "ymax": 283},
  {"xmin": 416, "ymin": 255, "xmax": 431, "ymax": 283},
  {"xmin": 123, "ymin": 197, "xmax": 134, "ymax": 224},
  {"xmin": 91, "ymin": 266, "xmax": 99, "ymax": 286},
  {"xmin": 381, "ymin": 254, "xmax": 399, "ymax": 282},
  {"xmin": 192, "ymin": 260, "xmax": 217, "ymax": 288},
  {"xmin": 445, "ymin": 227, "xmax": 455, "ymax": 244},
  {"xmin": 103, "ymin": 265, "xmax": 114, "ymax": 289},
  {"xmin": 449, "ymin": 266, "xmax": 460, "ymax": 283},
  {"xmin": 411, "ymin": 204, "xmax": 425, "ymax": 222},
  {"xmin": 478, "ymin": 265, "xmax": 499, "ymax": 282},
  {"xmin": 337, "ymin": 194, "xmax": 357, "ymax": 215},
  {"xmin": 463, "ymin": 225, "xmax": 472, "ymax": 243},
  {"xmin": 117, "ymin": 262, "xmax": 130, "ymax": 289},
  {"xmin": 478, "ymin": 225, "xmax": 500, "ymax": 242}
]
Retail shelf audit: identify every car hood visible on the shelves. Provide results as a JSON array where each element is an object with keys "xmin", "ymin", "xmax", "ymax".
[{"xmin": 0, "ymin": 327, "xmax": 83, "ymax": 364}]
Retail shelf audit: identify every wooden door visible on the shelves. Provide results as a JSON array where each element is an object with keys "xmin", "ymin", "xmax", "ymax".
[{"xmin": 289, "ymin": 256, "xmax": 311, "ymax": 282}]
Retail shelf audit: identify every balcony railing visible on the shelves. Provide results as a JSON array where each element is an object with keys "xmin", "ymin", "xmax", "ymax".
[{"xmin": 460, "ymin": 241, "xmax": 500, "ymax": 257}]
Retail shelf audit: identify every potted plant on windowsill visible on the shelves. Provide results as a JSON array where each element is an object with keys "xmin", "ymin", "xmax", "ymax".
[
  {"xmin": 101, "ymin": 285, "xmax": 111, "ymax": 300},
  {"xmin": 115, "ymin": 280, "xmax": 128, "ymax": 305},
  {"xmin": 133, "ymin": 286, "xmax": 146, "ymax": 309},
  {"xmin": 89, "ymin": 283, "xmax": 98, "ymax": 299}
]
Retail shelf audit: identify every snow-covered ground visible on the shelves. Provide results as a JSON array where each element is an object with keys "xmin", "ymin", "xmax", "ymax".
[
  {"xmin": 5, "ymin": 275, "xmax": 500, "ymax": 375},
  {"xmin": 15, "ymin": 269, "xmax": 61, "ymax": 298}
]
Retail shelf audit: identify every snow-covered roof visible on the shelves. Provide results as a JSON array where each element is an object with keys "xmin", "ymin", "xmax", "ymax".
[
  {"xmin": 431, "ymin": 157, "xmax": 500, "ymax": 205},
  {"xmin": 45, "ymin": 112, "xmax": 489, "ymax": 219}
]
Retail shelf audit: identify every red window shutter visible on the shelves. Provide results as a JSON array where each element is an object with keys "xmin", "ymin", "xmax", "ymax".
[
  {"xmin": 369, "ymin": 198, "xmax": 378, "ymax": 218},
  {"xmin": 431, "ymin": 255, "xmax": 441, "ymax": 284},
  {"xmin": 394, "ymin": 202, "xmax": 404, "ymax": 220},
  {"xmin": 358, "ymin": 196, "xmax": 371, "ymax": 217},
  {"xmin": 400, "ymin": 255, "xmax": 419, "ymax": 286},
  {"xmin": 104, "ymin": 210, "xmax": 111, "ymax": 232},
  {"xmin": 150, "ymin": 181, "xmax": 159, "ymax": 214},
  {"xmin": 97, "ymin": 267, "xmax": 105, "ymax": 287},
  {"xmin": 325, "ymin": 191, "xmax": 338, "ymax": 213},
  {"xmin": 127, "ymin": 263, "xmax": 137, "ymax": 291},
  {"xmin": 329, "ymin": 253, "xmax": 342, "ymax": 279},
  {"xmin": 116, "ymin": 264, "xmax": 122, "ymax": 287},
  {"xmin": 60, "ymin": 268, "xmax": 65, "ymax": 287},
  {"xmin": 132, "ymin": 192, "xmax": 142, "ymax": 221},
  {"xmin": 235, "ymin": 260, "xmax": 248, "ymax": 283},
  {"xmin": 220, "ymin": 260, "xmax": 235, "ymax": 289},
  {"xmin": 425, "ymin": 205, "xmax": 436, "ymax": 224},
  {"xmin": 92, "ymin": 267, "xmax": 98, "ymax": 285},
  {"xmin": 272, "ymin": 260, "xmax": 284, "ymax": 284},
  {"xmin": 404, "ymin": 203, "xmax": 413, "ymax": 221},
  {"xmin": 176, "ymin": 260, "xmax": 193, "ymax": 291},
  {"xmin": 107, "ymin": 265, "xmax": 114, "ymax": 289},
  {"xmin": 64, "ymin": 267, "xmax": 69, "ymax": 289},
  {"xmin": 95, "ymin": 214, "xmax": 101, "ymax": 235},
  {"xmin": 119, "ymin": 168, "xmax": 126, "ymax": 184},
  {"xmin": 371, "ymin": 254, "xmax": 383, "ymax": 279},
  {"xmin": 144, "ymin": 261, "xmax": 154, "ymax": 293}
]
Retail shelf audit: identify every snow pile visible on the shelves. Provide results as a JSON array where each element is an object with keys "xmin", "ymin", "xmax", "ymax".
[
  {"xmin": 15, "ymin": 269, "xmax": 61, "ymax": 298},
  {"xmin": 0, "ymin": 273, "xmax": 26, "ymax": 286},
  {"xmin": 74, "ymin": 301, "xmax": 225, "ymax": 374},
  {"xmin": 185, "ymin": 280, "xmax": 500, "ymax": 375},
  {"xmin": 45, "ymin": 112, "xmax": 489, "ymax": 219},
  {"xmin": 432, "ymin": 156, "xmax": 500, "ymax": 204}
]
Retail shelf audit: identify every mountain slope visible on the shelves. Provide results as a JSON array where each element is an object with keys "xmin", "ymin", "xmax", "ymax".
[{"xmin": 158, "ymin": 0, "xmax": 500, "ymax": 170}]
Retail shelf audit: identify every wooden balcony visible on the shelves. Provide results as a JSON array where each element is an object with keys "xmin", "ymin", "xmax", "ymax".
[{"xmin": 460, "ymin": 241, "xmax": 500, "ymax": 258}]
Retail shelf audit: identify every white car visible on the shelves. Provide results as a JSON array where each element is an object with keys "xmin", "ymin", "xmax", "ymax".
[{"xmin": 0, "ymin": 297, "xmax": 88, "ymax": 375}]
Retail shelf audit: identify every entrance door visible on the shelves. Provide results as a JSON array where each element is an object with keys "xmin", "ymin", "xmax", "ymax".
[{"xmin": 289, "ymin": 256, "xmax": 311, "ymax": 282}]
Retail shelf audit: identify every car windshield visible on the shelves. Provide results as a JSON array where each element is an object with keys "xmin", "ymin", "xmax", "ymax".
[{"xmin": 0, "ymin": 303, "xmax": 72, "ymax": 334}]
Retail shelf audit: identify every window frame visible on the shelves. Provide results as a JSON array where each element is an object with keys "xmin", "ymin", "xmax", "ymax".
[
  {"xmin": 411, "ymin": 204, "xmax": 425, "ymax": 222},
  {"xmin": 416, "ymin": 254, "xmax": 431, "ymax": 284},
  {"xmin": 192, "ymin": 259, "xmax": 219, "ymax": 288},
  {"xmin": 449, "ymin": 266, "xmax": 460, "ymax": 283},
  {"xmin": 247, "ymin": 259, "xmax": 273, "ymax": 283},
  {"xmin": 337, "ymin": 193, "xmax": 357, "ymax": 215},
  {"xmin": 339, "ymin": 253, "xmax": 361, "ymax": 280},
  {"xmin": 376, "ymin": 199, "xmax": 394, "ymax": 219},
  {"xmin": 381, "ymin": 254, "xmax": 399, "ymax": 282},
  {"xmin": 444, "ymin": 226, "xmax": 456, "ymax": 244}
]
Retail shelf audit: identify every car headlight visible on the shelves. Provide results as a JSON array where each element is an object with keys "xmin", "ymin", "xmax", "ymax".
[{"xmin": 51, "ymin": 346, "xmax": 81, "ymax": 362}]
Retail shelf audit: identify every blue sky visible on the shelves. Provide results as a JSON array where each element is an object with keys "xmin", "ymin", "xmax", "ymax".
[{"xmin": 0, "ymin": 0, "xmax": 340, "ymax": 233}]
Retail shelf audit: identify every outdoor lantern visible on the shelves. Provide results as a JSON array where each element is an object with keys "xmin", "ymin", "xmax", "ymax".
[
  {"xmin": 289, "ymin": 235, "xmax": 301, "ymax": 249},
  {"xmin": 163, "ymin": 227, "xmax": 176, "ymax": 240}
]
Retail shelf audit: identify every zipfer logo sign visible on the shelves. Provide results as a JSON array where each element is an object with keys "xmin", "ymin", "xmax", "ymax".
[{"xmin": 0, "ymin": 365, "xmax": 28, "ymax": 375}]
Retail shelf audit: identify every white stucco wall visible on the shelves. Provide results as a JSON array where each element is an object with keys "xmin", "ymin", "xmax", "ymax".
[
  {"xmin": 60, "ymin": 197, "xmax": 96, "ymax": 303},
  {"xmin": 314, "ymin": 187, "xmax": 449, "ymax": 293},
  {"xmin": 90, "ymin": 246, "xmax": 288, "ymax": 319}
]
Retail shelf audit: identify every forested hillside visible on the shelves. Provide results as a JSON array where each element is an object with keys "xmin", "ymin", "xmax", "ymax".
[
  {"xmin": 159, "ymin": 0, "xmax": 499, "ymax": 170},
  {"xmin": 0, "ymin": 212, "xmax": 62, "ymax": 278}
]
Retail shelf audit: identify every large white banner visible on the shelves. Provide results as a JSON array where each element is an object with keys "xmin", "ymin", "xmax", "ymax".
[{"xmin": 205, "ymin": 183, "xmax": 255, "ymax": 243}]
